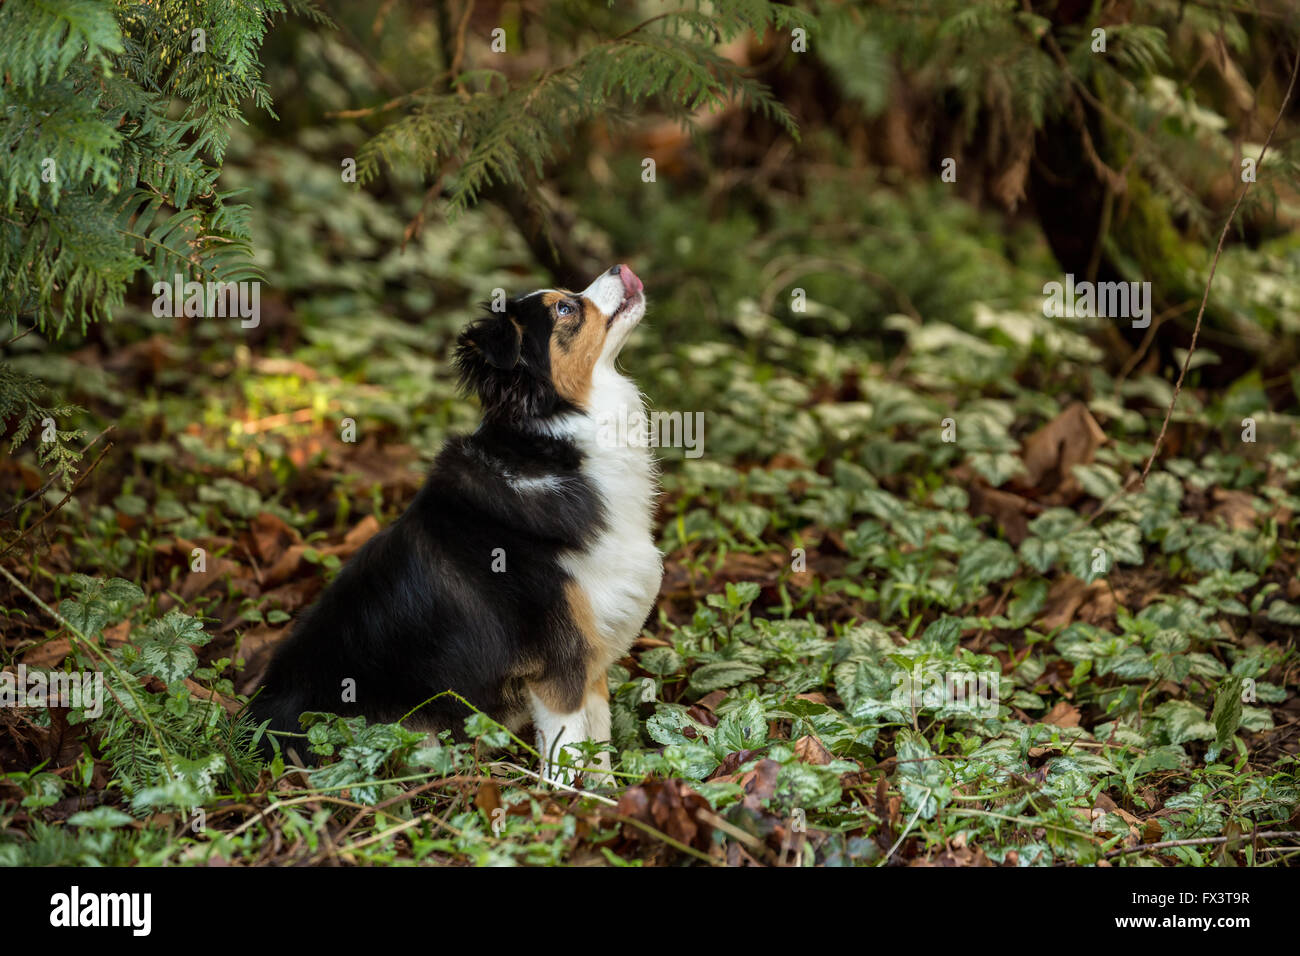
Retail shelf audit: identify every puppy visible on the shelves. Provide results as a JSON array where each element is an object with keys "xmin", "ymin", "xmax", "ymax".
[{"xmin": 251, "ymin": 265, "xmax": 663, "ymax": 784}]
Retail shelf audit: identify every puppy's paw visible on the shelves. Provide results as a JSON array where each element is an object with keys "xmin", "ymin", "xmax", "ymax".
[
  {"xmin": 539, "ymin": 754, "xmax": 579, "ymax": 788},
  {"xmin": 539, "ymin": 746, "xmax": 613, "ymax": 789},
  {"xmin": 577, "ymin": 750, "xmax": 615, "ymax": 789}
]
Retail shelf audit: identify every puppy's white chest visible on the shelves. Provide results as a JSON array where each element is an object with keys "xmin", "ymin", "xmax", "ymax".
[{"xmin": 559, "ymin": 371, "xmax": 663, "ymax": 665}]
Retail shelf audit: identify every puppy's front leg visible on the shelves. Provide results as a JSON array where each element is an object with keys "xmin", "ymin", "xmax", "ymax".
[
  {"xmin": 528, "ymin": 685, "xmax": 590, "ymax": 786},
  {"xmin": 581, "ymin": 674, "xmax": 614, "ymax": 786}
]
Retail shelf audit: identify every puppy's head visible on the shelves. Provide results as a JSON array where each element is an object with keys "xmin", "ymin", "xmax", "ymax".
[{"xmin": 455, "ymin": 264, "xmax": 646, "ymax": 422}]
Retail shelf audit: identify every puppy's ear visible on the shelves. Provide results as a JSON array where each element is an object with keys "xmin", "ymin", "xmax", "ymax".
[
  {"xmin": 453, "ymin": 301, "xmax": 558, "ymax": 422},
  {"xmin": 458, "ymin": 311, "xmax": 522, "ymax": 370},
  {"xmin": 454, "ymin": 309, "xmax": 529, "ymax": 417}
]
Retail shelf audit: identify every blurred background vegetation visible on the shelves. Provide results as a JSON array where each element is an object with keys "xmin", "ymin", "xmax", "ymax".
[{"xmin": 4, "ymin": 0, "xmax": 1298, "ymax": 446}]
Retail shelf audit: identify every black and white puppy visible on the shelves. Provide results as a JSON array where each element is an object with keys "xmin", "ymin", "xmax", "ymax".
[{"xmin": 251, "ymin": 265, "xmax": 662, "ymax": 782}]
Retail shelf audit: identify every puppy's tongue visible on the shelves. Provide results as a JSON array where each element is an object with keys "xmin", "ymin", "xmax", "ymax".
[{"xmin": 619, "ymin": 264, "xmax": 643, "ymax": 296}]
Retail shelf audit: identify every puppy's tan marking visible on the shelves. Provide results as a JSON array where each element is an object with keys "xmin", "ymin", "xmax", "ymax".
[
  {"xmin": 528, "ymin": 678, "xmax": 582, "ymax": 715},
  {"xmin": 548, "ymin": 297, "xmax": 608, "ymax": 407},
  {"xmin": 565, "ymin": 578, "xmax": 600, "ymax": 648},
  {"xmin": 576, "ymin": 585, "xmax": 610, "ymax": 714},
  {"xmin": 525, "ymin": 580, "xmax": 602, "ymax": 714}
]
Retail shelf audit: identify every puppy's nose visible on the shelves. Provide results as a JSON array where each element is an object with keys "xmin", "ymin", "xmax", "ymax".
[{"xmin": 608, "ymin": 265, "xmax": 622, "ymax": 277}]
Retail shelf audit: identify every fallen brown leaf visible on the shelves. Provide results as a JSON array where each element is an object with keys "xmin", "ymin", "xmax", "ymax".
[
  {"xmin": 323, "ymin": 514, "xmax": 382, "ymax": 559},
  {"xmin": 617, "ymin": 777, "xmax": 715, "ymax": 851},
  {"xmin": 21, "ymin": 620, "xmax": 131, "ymax": 669},
  {"xmin": 249, "ymin": 511, "xmax": 300, "ymax": 565},
  {"xmin": 1042, "ymin": 701, "xmax": 1081, "ymax": 728},
  {"xmin": 1210, "ymin": 488, "xmax": 1259, "ymax": 532},
  {"xmin": 793, "ymin": 735, "xmax": 832, "ymax": 766},
  {"xmin": 1018, "ymin": 402, "xmax": 1107, "ymax": 499},
  {"xmin": 474, "ymin": 781, "xmax": 502, "ymax": 820},
  {"xmin": 1038, "ymin": 574, "xmax": 1109, "ymax": 631},
  {"xmin": 969, "ymin": 484, "xmax": 1038, "ymax": 545}
]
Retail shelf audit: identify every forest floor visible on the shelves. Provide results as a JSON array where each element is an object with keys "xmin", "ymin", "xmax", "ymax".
[{"xmin": 2, "ymin": 137, "xmax": 1298, "ymax": 866}]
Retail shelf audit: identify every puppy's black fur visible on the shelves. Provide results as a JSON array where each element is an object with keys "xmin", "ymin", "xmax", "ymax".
[{"xmin": 249, "ymin": 292, "xmax": 606, "ymax": 757}]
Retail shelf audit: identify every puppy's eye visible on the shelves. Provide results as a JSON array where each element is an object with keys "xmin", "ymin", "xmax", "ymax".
[{"xmin": 556, "ymin": 301, "xmax": 575, "ymax": 317}]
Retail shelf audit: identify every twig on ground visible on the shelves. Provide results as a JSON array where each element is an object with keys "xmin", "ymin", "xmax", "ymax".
[
  {"xmin": 1, "ymin": 427, "xmax": 114, "ymax": 558},
  {"xmin": 1136, "ymin": 53, "xmax": 1299, "ymax": 489},
  {"xmin": 1104, "ymin": 830, "xmax": 1300, "ymax": 859}
]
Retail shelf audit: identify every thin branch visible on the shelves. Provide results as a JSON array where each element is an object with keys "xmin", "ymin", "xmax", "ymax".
[
  {"xmin": 1137, "ymin": 52, "xmax": 1299, "ymax": 489},
  {"xmin": 324, "ymin": 91, "xmax": 417, "ymax": 120},
  {"xmin": 449, "ymin": 0, "xmax": 476, "ymax": 83},
  {"xmin": 609, "ymin": 813, "xmax": 723, "ymax": 866},
  {"xmin": 0, "ymin": 561, "xmax": 175, "ymax": 778},
  {"xmin": 1, "ymin": 428, "xmax": 114, "ymax": 557},
  {"xmin": 1, "ymin": 324, "xmax": 36, "ymax": 348},
  {"xmin": 1112, "ymin": 300, "xmax": 1196, "ymax": 390},
  {"xmin": 1105, "ymin": 830, "xmax": 1300, "ymax": 859}
]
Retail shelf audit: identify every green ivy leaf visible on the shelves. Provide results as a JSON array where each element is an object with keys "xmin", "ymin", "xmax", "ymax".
[
  {"xmin": 1020, "ymin": 536, "xmax": 1058, "ymax": 573},
  {"xmin": 1266, "ymin": 601, "xmax": 1300, "ymax": 626},
  {"xmin": 712, "ymin": 698, "xmax": 767, "ymax": 756},
  {"xmin": 1210, "ymin": 675, "xmax": 1245, "ymax": 756},
  {"xmin": 894, "ymin": 728, "xmax": 949, "ymax": 819},
  {"xmin": 134, "ymin": 610, "xmax": 210, "ymax": 684},
  {"xmin": 68, "ymin": 806, "xmax": 135, "ymax": 829},
  {"xmin": 689, "ymin": 660, "xmax": 764, "ymax": 693}
]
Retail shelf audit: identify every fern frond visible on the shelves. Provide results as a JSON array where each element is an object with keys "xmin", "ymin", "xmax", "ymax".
[
  {"xmin": 0, "ymin": 0, "xmax": 291, "ymax": 333},
  {"xmin": 356, "ymin": 2, "xmax": 804, "ymax": 214}
]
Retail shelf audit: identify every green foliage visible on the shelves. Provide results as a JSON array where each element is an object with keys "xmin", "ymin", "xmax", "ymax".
[
  {"xmin": 356, "ymin": 1, "xmax": 808, "ymax": 211},
  {"xmin": 0, "ymin": 0, "xmax": 318, "ymax": 489},
  {"xmin": 0, "ymin": 362, "xmax": 85, "ymax": 488},
  {"xmin": 50, "ymin": 575, "xmax": 262, "ymax": 814},
  {"xmin": 0, "ymin": 0, "xmax": 302, "ymax": 334}
]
